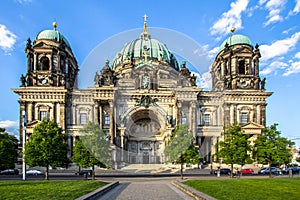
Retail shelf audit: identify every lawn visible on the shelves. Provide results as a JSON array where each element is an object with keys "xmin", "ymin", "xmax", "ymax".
[
  {"xmin": 0, "ymin": 180, "xmax": 108, "ymax": 200},
  {"xmin": 183, "ymin": 178, "xmax": 300, "ymax": 200}
]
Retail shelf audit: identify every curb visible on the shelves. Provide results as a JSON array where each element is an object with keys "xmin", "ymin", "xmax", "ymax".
[
  {"xmin": 75, "ymin": 181, "xmax": 119, "ymax": 200},
  {"xmin": 172, "ymin": 180, "xmax": 216, "ymax": 200}
]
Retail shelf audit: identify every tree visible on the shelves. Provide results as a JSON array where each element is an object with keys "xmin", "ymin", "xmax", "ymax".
[
  {"xmin": 214, "ymin": 124, "xmax": 253, "ymax": 177},
  {"xmin": 72, "ymin": 122, "xmax": 111, "ymax": 180},
  {"xmin": 24, "ymin": 119, "xmax": 69, "ymax": 180},
  {"xmin": 0, "ymin": 128, "xmax": 19, "ymax": 170},
  {"xmin": 164, "ymin": 124, "xmax": 196, "ymax": 179},
  {"xmin": 253, "ymin": 123, "xmax": 294, "ymax": 178}
]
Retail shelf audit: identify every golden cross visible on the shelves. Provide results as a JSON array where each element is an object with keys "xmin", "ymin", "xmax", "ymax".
[{"xmin": 143, "ymin": 14, "xmax": 148, "ymax": 22}]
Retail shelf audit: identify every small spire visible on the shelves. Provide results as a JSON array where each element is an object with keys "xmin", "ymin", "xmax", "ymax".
[
  {"xmin": 143, "ymin": 14, "xmax": 148, "ymax": 33},
  {"xmin": 230, "ymin": 27, "xmax": 236, "ymax": 35},
  {"xmin": 140, "ymin": 14, "xmax": 151, "ymax": 39},
  {"xmin": 52, "ymin": 21, "xmax": 58, "ymax": 31}
]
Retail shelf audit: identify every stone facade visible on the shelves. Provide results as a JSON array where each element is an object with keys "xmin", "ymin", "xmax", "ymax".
[{"xmin": 13, "ymin": 21, "xmax": 272, "ymax": 167}]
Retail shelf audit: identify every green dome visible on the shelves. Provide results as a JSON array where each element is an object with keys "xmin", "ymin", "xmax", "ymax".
[
  {"xmin": 36, "ymin": 29, "xmax": 71, "ymax": 47},
  {"xmin": 111, "ymin": 32, "xmax": 179, "ymax": 71},
  {"xmin": 218, "ymin": 34, "xmax": 252, "ymax": 53}
]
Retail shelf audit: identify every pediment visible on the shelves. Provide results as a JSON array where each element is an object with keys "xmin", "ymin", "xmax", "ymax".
[{"xmin": 241, "ymin": 122, "xmax": 264, "ymax": 135}]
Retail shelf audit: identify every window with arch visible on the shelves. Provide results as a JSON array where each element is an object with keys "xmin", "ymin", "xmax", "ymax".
[
  {"xmin": 238, "ymin": 59, "xmax": 245, "ymax": 75},
  {"xmin": 240, "ymin": 112, "xmax": 248, "ymax": 124},
  {"xmin": 39, "ymin": 111, "xmax": 48, "ymax": 120},
  {"xmin": 80, "ymin": 113, "xmax": 87, "ymax": 125},
  {"xmin": 104, "ymin": 116, "xmax": 110, "ymax": 125},
  {"xmin": 203, "ymin": 114, "xmax": 210, "ymax": 126},
  {"xmin": 39, "ymin": 56, "xmax": 50, "ymax": 70}
]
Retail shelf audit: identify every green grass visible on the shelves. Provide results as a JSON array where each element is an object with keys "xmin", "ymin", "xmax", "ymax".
[
  {"xmin": 0, "ymin": 180, "xmax": 108, "ymax": 200},
  {"xmin": 183, "ymin": 178, "xmax": 300, "ymax": 200}
]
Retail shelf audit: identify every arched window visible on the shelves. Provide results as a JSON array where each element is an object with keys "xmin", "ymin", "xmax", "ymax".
[
  {"xmin": 239, "ymin": 60, "xmax": 245, "ymax": 75},
  {"xmin": 39, "ymin": 56, "xmax": 50, "ymax": 70}
]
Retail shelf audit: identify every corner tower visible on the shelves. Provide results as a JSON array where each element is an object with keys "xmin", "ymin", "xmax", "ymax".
[
  {"xmin": 210, "ymin": 27, "xmax": 272, "ymax": 127},
  {"xmin": 14, "ymin": 22, "xmax": 79, "ymax": 143},
  {"xmin": 212, "ymin": 27, "xmax": 261, "ymax": 91}
]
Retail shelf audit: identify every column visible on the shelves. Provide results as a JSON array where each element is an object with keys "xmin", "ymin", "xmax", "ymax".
[
  {"xmin": 176, "ymin": 101, "xmax": 182, "ymax": 125},
  {"xmin": 93, "ymin": 101, "xmax": 99, "ymax": 124},
  {"xmin": 19, "ymin": 101, "xmax": 26, "ymax": 146},
  {"xmin": 27, "ymin": 102, "xmax": 33, "ymax": 122},
  {"xmin": 99, "ymin": 104, "xmax": 103, "ymax": 128},
  {"xmin": 230, "ymin": 104, "xmax": 235, "ymax": 125},
  {"xmin": 189, "ymin": 101, "xmax": 196, "ymax": 138},
  {"xmin": 60, "ymin": 103, "xmax": 65, "ymax": 129},
  {"xmin": 72, "ymin": 105, "xmax": 76, "ymax": 125},
  {"xmin": 34, "ymin": 53, "xmax": 38, "ymax": 71},
  {"xmin": 256, "ymin": 104, "xmax": 261, "ymax": 125},
  {"xmin": 49, "ymin": 104, "xmax": 54, "ymax": 120},
  {"xmin": 109, "ymin": 101, "xmax": 114, "ymax": 143},
  {"xmin": 56, "ymin": 103, "xmax": 61, "ymax": 125},
  {"xmin": 213, "ymin": 108, "xmax": 217, "ymax": 126}
]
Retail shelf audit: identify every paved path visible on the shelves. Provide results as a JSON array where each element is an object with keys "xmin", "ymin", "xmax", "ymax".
[{"xmin": 98, "ymin": 179, "xmax": 193, "ymax": 200}]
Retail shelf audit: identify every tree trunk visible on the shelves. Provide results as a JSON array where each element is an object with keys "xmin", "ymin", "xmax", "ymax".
[
  {"xmin": 269, "ymin": 163, "xmax": 272, "ymax": 178},
  {"xmin": 45, "ymin": 165, "xmax": 49, "ymax": 180},
  {"xmin": 92, "ymin": 165, "xmax": 95, "ymax": 180},
  {"xmin": 230, "ymin": 163, "xmax": 234, "ymax": 178},
  {"xmin": 180, "ymin": 163, "xmax": 183, "ymax": 179}
]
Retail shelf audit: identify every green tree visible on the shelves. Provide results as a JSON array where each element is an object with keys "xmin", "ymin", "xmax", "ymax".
[
  {"xmin": 72, "ymin": 122, "xmax": 111, "ymax": 179},
  {"xmin": 214, "ymin": 124, "xmax": 253, "ymax": 177},
  {"xmin": 253, "ymin": 123, "xmax": 294, "ymax": 177},
  {"xmin": 0, "ymin": 128, "xmax": 19, "ymax": 170},
  {"xmin": 164, "ymin": 124, "xmax": 196, "ymax": 179},
  {"xmin": 24, "ymin": 119, "xmax": 68, "ymax": 180}
]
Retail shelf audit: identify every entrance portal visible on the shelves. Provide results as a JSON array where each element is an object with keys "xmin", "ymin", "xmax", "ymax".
[{"xmin": 143, "ymin": 152, "xmax": 149, "ymax": 164}]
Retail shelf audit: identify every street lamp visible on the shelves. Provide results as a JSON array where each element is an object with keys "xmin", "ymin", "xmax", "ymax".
[{"xmin": 22, "ymin": 110, "xmax": 27, "ymax": 180}]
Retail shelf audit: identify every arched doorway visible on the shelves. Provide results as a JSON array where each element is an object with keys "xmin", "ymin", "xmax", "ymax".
[{"xmin": 124, "ymin": 108, "xmax": 168, "ymax": 164}]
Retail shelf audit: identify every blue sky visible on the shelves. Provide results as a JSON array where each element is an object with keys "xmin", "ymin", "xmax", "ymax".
[{"xmin": 0, "ymin": 0, "xmax": 300, "ymax": 147}]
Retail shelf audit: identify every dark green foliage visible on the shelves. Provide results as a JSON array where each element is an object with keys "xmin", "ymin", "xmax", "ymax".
[
  {"xmin": 214, "ymin": 124, "xmax": 253, "ymax": 177},
  {"xmin": 164, "ymin": 124, "xmax": 195, "ymax": 164},
  {"xmin": 24, "ymin": 119, "xmax": 69, "ymax": 179},
  {"xmin": 253, "ymin": 123, "xmax": 294, "ymax": 177},
  {"xmin": 0, "ymin": 128, "xmax": 18, "ymax": 170},
  {"xmin": 72, "ymin": 122, "xmax": 111, "ymax": 179},
  {"xmin": 164, "ymin": 124, "xmax": 200, "ymax": 178}
]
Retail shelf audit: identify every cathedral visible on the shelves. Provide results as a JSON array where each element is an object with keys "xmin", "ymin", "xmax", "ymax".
[{"xmin": 14, "ymin": 18, "xmax": 272, "ymax": 168}]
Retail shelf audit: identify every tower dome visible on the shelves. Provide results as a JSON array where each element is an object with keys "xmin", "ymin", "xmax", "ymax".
[
  {"xmin": 111, "ymin": 15, "xmax": 179, "ymax": 71},
  {"xmin": 218, "ymin": 33, "xmax": 252, "ymax": 54},
  {"xmin": 36, "ymin": 22, "xmax": 71, "ymax": 47}
]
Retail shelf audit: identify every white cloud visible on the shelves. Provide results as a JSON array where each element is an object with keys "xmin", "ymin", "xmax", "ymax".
[
  {"xmin": 283, "ymin": 61, "xmax": 300, "ymax": 76},
  {"xmin": 294, "ymin": 52, "xmax": 300, "ymax": 59},
  {"xmin": 207, "ymin": 46, "xmax": 219, "ymax": 61},
  {"xmin": 0, "ymin": 120, "xmax": 18, "ymax": 129},
  {"xmin": 260, "ymin": 0, "xmax": 287, "ymax": 26},
  {"xmin": 260, "ymin": 60, "xmax": 288, "ymax": 75},
  {"xmin": 0, "ymin": 24, "xmax": 17, "ymax": 53},
  {"xmin": 289, "ymin": 0, "xmax": 300, "ymax": 15},
  {"xmin": 260, "ymin": 32, "xmax": 300, "ymax": 61},
  {"xmin": 209, "ymin": 0, "xmax": 249, "ymax": 38},
  {"xmin": 192, "ymin": 70, "xmax": 212, "ymax": 89},
  {"xmin": 282, "ymin": 27, "xmax": 296, "ymax": 34}
]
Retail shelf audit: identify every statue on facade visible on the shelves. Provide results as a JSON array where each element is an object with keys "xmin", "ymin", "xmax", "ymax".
[
  {"xmin": 20, "ymin": 74, "xmax": 26, "ymax": 87},
  {"xmin": 94, "ymin": 71, "xmax": 100, "ymax": 85},
  {"xmin": 166, "ymin": 114, "xmax": 173, "ymax": 126},
  {"xmin": 261, "ymin": 77, "xmax": 266, "ymax": 90}
]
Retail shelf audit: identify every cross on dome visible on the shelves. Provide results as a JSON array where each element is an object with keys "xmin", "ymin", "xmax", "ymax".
[{"xmin": 143, "ymin": 14, "xmax": 148, "ymax": 22}]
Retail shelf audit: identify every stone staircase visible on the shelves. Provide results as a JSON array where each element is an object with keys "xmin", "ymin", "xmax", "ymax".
[{"xmin": 120, "ymin": 164, "xmax": 175, "ymax": 173}]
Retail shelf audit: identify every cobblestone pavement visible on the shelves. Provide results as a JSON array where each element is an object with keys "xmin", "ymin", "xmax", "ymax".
[{"xmin": 98, "ymin": 178, "xmax": 194, "ymax": 200}]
